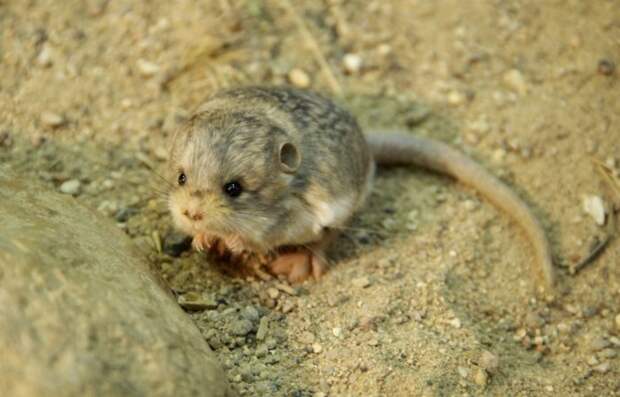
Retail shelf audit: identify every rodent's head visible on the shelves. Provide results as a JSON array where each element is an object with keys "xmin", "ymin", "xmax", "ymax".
[{"xmin": 167, "ymin": 109, "xmax": 302, "ymax": 252}]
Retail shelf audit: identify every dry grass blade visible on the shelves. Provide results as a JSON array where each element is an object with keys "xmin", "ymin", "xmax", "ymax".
[{"xmin": 278, "ymin": 0, "xmax": 342, "ymax": 95}]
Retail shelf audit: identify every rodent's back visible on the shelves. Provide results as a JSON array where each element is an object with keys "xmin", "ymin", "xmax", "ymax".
[{"xmin": 205, "ymin": 86, "xmax": 373, "ymax": 206}]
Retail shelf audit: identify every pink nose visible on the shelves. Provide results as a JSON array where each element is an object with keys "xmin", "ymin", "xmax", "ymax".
[{"xmin": 182, "ymin": 209, "xmax": 203, "ymax": 221}]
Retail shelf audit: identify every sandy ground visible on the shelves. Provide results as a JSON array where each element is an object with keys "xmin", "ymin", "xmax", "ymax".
[{"xmin": 1, "ymin": 0, "xmax": 619, "ymax": 396}]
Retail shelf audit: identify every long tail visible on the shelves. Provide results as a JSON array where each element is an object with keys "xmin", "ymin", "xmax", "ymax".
[{"xmin": 367, "ymin": 131, "xmax": 555, "ymax": 291}]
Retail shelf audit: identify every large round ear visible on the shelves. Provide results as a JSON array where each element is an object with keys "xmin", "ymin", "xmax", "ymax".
[{"xmin": 278, "ymin": 142, "xmax": 301, "ymax": 173}]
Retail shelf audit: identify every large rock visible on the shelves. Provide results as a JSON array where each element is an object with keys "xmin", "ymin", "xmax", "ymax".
[{"xmin": 0, "ymin": 167, "xmax": 234, "ymax": 397}]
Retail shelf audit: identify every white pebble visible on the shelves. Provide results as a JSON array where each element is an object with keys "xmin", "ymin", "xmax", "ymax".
[
  {"xmin": 40, "ymin": 112, "xmax": 64, "ymax": 128},
  {"xmin": 312, "ymin": 343, "xmax": 323, "ymax": 354},
  {"xmin": 503, "ymin": 69, "xmax": 528, "ymax": 95},
  {"xmin": 583, "ymin": 195, "xmax": 606, "ymax": 226},
  {"xmin": 449, "ymin": 317, "xmax": 462, "ymax": 328},
  {"xmin": 352, "ymin": 276, "xmax": 371, "ymax": 288},
  {"xmin": 137, "ymin": 59, "xmax": 160, "ymax": 77},
  {"xmin": 332, "ymin": 327, "xmax": 342, "ymax": 337},
  {"xmin": 447, "ymin": 90, "xmax": 465, "ymax": 106},
  {"xmin": 615, "ymin": 313, "xmax": 620, "ymax": 331},
  {"xmin": 342, "ymin": 53, "xmax": 363, "ymax": 74},
  {"xmin": 37, "ymin": 44, "xmax": 54, "ymax": 67},
  {"xmin": 288, "ymin": 68, "xmax": 311, "ymax": 88},
  {"xmin": 59, "ymin": 179, "xmax": 81, "ymax": 195}
]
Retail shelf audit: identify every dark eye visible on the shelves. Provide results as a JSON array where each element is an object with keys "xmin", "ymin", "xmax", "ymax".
[
  {"xmin": 223, "ymin": 181, "xmax": 243, "ymax": 198},
  {"xmin": 177, "ymin": 172, "xmax": 187, "ymax": 186}
]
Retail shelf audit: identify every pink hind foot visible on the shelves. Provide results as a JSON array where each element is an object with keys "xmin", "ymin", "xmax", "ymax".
[{"xmin": 268, "ymin": 250, "xmax": 326, "ymax": 283}]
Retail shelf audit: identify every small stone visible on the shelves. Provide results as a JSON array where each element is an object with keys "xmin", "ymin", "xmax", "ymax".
[
  {"xmin": 492, "ymin": 148, "xmax": 506, "ymax": 162},
  {"xmin": 587, "ymin": 355, "xmax": 599, "ymax": 366},
  {"xmin": 274, "ymin": 282, "xmax": 297, "ymax": 295},
  {"xmin": 177, "ymin": 292, "xmax": 218, "ymax": 311},
  {"xmin": 241, "ymin": 306, "xmax": 260, "ymax": 322},
  {"xmin": 256, "ymin": 317, "xmax": 269, "ymax": 341},
  {"xmin": 37, "ymin": 44, "xmax": 54, "ymax": 67},
  {"xmin": 41, "ymin": 111, "xmax": 65, "ymax": 128},
  {"xmin": 332, "ymin": 327, "xmax": 342, "ymax": 337},
  {"xmin": 137, "ymin": 59, "xmax": 160, "ymax": 77},
  {"xmin": 449, "ymin": 317, "xmax": 461, "ymax": 328},
  {"xmin": 590, "ymin": 337, "xmax": 610, "ymax": 352},
  {"xmin": 59, "ymin": 179, "xmax": 81, "ymax": 195},
  {"xmin": 599, "ymin": 349, "xmax": 617, "ymax": 359},
  {"xmin": 615, "ymin": 313, "xmax": 620, "ymax": 331},
  {"xmin": 525, "ymin": 312, "xmax": 545, "ymax": 330},
  {"xmin": 342, "ymin": 53, "xmax": 363, "ymax": 74},
  {"xmin": 457, "ymin": 366, "xmax": 469, "ymax": 379},
  {"xmin": 352, "ymin": 276, "xmax": 371, "ymax": 288},
  {"xmin": 267, "ymin": 287, "xmax": 280, "ymax": 299},
  {"xmin": 473, "ymin": 368, "xmax": 488, "ymax": 386},
  {"xmin": 503, "ymin": 69, "xmax": 527, "ymax": 95},
  {"xmin": 598, "ymin": 59, "xmax": 615, "ymax": 76},
  {"xmin": 312, "ymin": 343, "xmax": 322, "ymax": 354},
  {"xmin": 447, "ymin": 90, "xmax": 465, "ymax": 106},
  {"xmin": 479, "ymin": 350, "xmax": 499, "ymax": 373},
  {"xmin": 231, "ymin": 319, "xmax": 254, "ymax": 336},
  {"xmin": 288, "ymin": 68, "xmax": 311, "ymax": 88},
  {"xmin": 97, "ymin": 200, "xmax": 118, "ymax": 217},
  {"xmin": 281, "ymin": 300, "xmax": 296, "ymax": 313},
  {"xmin": 162, "ymin": 231, "xmax": 192, "ymax": 258},
  {"xmin": 583, "ymin": 195, "xmax": 606, "ymax": 225},
  {"xmin": 592, "ymin": 362, "xmax": 610, "ymax": 373}
]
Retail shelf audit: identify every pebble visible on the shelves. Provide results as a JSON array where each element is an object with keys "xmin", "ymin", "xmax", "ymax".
[
  {"xmin": 593, "ymin": 362, "xmax": 610, "ymax": 373},
  {"xmin": 97, "ymin": 200, "xmax": 118, "ymax": 216},
  {"xmin": 473, "ymin": 368, "xmax": 488, "ymax": 386},
  {"xmin": 241, "ymin": 306, "xmax": 260, "ymax": 322},
  {"xmin": 256, "ymin": 317, "xmax": 269, "ymax": 341},
  {"xmin": 41, "ymin": 111, "xmax": 65, "ymax": 128},
  {"xmin": 332, "ymin": 327, "xmax": 342, "ymax": 337},
  {"xmin": 312, "ymin": 343, "xmax": 323, "ymax": 354},
  {"xmin": 37, "ymin": 44, "xmax": 54, "ymax": 67},
  {"xmin": 590, "ymin": 337, "xmax": 610, "ymax": 352},
  {"xmin": 615, "ymin": 313, "xmax": 620, "ymax": 331},
  {"xmin": 137, "ymin": 59, "xmax": 160, "ymax": 77},
  {"xmin": 457, "ymin": 366, "xmax": 469, "ymax": 379},
  {"xmin": 275, "ymin": 282, "xmax": 296, "ymax": 296},
  {"xmin": 177, "ymin": 292, "xmax": 218, "ymax": 311},
  {"xmin": 599, "ymin": 349, "xmax": 617, "ymax": 359},
  {"xmin": 352, "ymin": 276, "xmax": 371, "ymax": 288},
  {"xmin": 583, "ymin": 195, "xmax": 606, "ymax": 225},
  {"xmin": 597, "ymin": 59, "xmax": 615, "ymax": 76},
  {"xmin": 449, "ymin": 317, "xmax": 462, "ymax": 328},
  {"xmin": 231, "ymin": 319, "xmax": 254, "ymax": 336},
  {"xmin": 281, "ymin": 300, "xmax": 296, "ymax": 314},
  {"xmin": 267, "ymin": 287, "xmax": 280, "ymax": 299},
  {"xmin": 342, "ymin": 53, "xmax": 362, "ymax": 74},
  {"xmin": 288, "ymin": 68, "xmax": 311, "ymax": 88},
  {"xmin": 525, "ymin": 312, "xmax": 545, "ymax": 330},
  {"xmin": 59, "ymin": 179, "xmax": 81, "ymax": 195},
  {"xmin": 479, "ymin": 350, "xmax": 499, "ymax": 373},
  {"xmin": 503, "ymin": 69, "xmax": 527, "ymax": 95},
  {"xmin": 447, "ymin": 90, "xmax": 465, "ymax": 106}
]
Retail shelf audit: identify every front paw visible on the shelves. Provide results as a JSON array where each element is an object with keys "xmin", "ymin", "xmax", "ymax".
[{"xmin": 192, "ymin": 233, "xmax": 218, "ymax": 252}]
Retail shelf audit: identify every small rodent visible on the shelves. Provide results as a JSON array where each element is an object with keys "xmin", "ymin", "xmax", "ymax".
[{"xmin": 168, "ymin": 86, "xmax": 554, "ymax": 291}]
